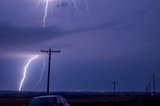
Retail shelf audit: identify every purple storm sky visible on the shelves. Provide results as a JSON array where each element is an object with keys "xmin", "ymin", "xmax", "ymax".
[{"xmin": 0, "ymin": 0, "xmax": 160, "ymax": 92}]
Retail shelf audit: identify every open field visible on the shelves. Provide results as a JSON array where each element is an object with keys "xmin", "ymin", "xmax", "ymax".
[{"xmin": 0, "ymin": 91, "xmax": 160, "ymax": 106}]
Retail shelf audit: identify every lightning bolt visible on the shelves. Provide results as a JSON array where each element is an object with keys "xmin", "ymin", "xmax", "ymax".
[
  {"xmin": 84, "ymin": 0, "xmax": 92, "ymax": 19},
  {"xmin": 43, "ymin": 0, "xmax": 49, "ymax": 27},
  {"xmin": 40, "ymin": 0, "xmax": 91, "ymax": 27},
  {"xmin": 72, "ymin": 0, "xmax": 80, "ymax": 17},
  {"xmin": 33, "ymin": 56, "xmax": 46, "ymax": 89},
  {"xmin": 19, "ymin": 55, "xmax": 39, "ymax": 91}
]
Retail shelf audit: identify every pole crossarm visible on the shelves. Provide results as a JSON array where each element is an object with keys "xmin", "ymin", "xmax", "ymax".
[{"xmin": 41, "ymin": 49, "xmax": 60, "ymax": 53}]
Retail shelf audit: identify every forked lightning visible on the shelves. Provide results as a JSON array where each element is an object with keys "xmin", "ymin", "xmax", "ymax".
[
  {"xmin": 40, "ymin": 0, "xmax": 91, "ymax": 27},
  {"xmin": 19, "ymin": 55, "xmax": 39, "ymax": 91}
]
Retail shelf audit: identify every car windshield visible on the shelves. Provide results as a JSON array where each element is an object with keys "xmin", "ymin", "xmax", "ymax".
[{"xmin": 37, "ymin": 97, "xmax": 57, "ymax": 106}]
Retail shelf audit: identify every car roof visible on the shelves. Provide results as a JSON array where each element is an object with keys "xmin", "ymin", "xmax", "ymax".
[{"xmin": 33, "ymin": 95, "xmax": 64, "ymax": 99}]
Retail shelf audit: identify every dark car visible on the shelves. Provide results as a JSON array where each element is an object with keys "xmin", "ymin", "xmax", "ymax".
[{"xmin": 28, "ymin": 95, "xmax": 70, "ymax": 106}]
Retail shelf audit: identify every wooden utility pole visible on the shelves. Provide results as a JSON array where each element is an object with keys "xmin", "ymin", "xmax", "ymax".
[
  {"xmin": 41, "ymin": 48, "xmax": 60, "ymax": 95},
  {"xmin": 112, "ymin": 82, "xmax": 118, "ymax": 94},
  {"xmin": 149, "ymin": 82, "xmax": 151, "ymax": 92},
  {"xmin": 112, "ymin": 81, "xmax": 118, "ymax": 101},
  {"xmin": 153, "ymin": 73, "xmax": 156, "ymax": 93}
]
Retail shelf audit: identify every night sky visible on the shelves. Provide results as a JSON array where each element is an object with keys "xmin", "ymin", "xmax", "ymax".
[{"xmin": 0, "ymin": 0, "xmax": 160, "ymax": 92}]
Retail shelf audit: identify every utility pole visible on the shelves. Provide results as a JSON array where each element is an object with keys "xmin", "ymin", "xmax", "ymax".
[
  {"xmin": 112, "ymin": 81, "xmax": 118, "ymax": 101},
  {"xmin": 41, "ymin": 48, "xmax": 60, "ymax": 95},
  {"xmin": 153, "ymin": 73, "xmax": 156, "ymax": 93},
  {"xmin": 112, "ymin": 82, "xmax": 118, "ymax": 94},
  {"xmin": 146, "ymin": 85, "xmax": 149, "ymax": 93},
  {"xmin": 148, "ymin": 83, "xmax": 151, "ymax": 92}
]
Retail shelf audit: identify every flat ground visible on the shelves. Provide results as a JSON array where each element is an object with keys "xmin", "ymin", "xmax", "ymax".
[{"xmin": 0, "ymin": 91, "xmax": 159, "ymax": 106}]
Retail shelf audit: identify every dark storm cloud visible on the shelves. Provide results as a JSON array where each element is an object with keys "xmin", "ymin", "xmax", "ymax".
[
  {"xmin": 132, "ymin": 0, "xmax": 160, "ymax": 15},
  {"xmin": 0, "ymin": 18, "xmax": 124, "ymax": 48},
  {"xmin": 56, "ymin": 1, "xmax": 69, "ymax": 8},
  {"xmin": 0, "ymin": 22, "xmax": 61, "ymax": 46}
]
